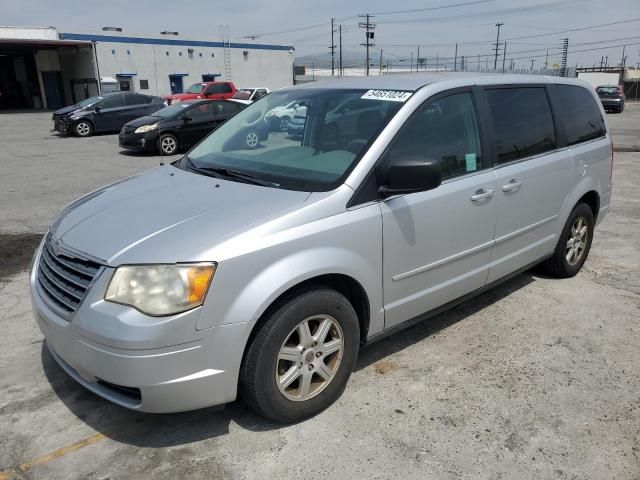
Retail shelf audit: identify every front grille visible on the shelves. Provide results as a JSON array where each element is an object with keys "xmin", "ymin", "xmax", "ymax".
[{"xmin": 37, "ymin": 234, "xmax": 103, "ymax": 317}]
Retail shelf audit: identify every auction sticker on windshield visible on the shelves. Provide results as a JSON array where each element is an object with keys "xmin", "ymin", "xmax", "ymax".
[{"xmin": 361, "ymin": 90, "xmax": 413, "ymax": 102}]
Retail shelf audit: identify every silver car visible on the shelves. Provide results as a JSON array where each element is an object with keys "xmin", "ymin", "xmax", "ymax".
[{"xmin": 30, "ymin": 73, "xmax": 613, "ymax": 423}]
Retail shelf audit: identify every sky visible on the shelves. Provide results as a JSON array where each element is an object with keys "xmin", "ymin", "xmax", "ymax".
[{"xmin": 3, "ymin": 0, "xmax": 640, "ymax": 70}]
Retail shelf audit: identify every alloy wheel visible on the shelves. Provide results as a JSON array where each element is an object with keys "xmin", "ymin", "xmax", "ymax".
[
  {"xmin": 245, "ymin": 131, "xmax": 259, "ymax": 148},
  {"xmin": 76, "ymin": 122, "xmax": 90, "ymax": 136},
  {"xmin": 275, "ymin": 314, "xmax": 344, "ymax": 402},
  {"xmin": 566, "ymin": 216, "xmax": 588, "ymax": 266},
  {"xmin": 161, "ymin": 136, "xmax": 177, "ymax": 154}
]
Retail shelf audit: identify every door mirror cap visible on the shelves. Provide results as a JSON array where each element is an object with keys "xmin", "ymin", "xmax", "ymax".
[
  {"xmin": 182, "ymin": 115, "xmax": 192, "ymax": 123},
  {"xmin": 93, "ymin": 105, "xmax": 102, "ymax": 113},
  {"xmin": 378, "ymin": 156, "xmax": 442, "ymax": 198}
]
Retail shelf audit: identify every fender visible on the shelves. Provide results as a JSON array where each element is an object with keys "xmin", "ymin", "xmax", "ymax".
[
  {"xmin": 557, "ymin": 174, "xmax": 601, "ymax": 233},
  {"xmin": 198, "ymin": 245, "xmax": 383, "ymax": 335}
]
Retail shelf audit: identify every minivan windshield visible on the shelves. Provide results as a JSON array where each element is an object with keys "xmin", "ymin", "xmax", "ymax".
[
  {"xmin": 182, "ymin": 88, "xmax": 410, "ymax": 191},
  {"xmin": 185, "ymin": 83, "xmax": 206, "ymax": 94}
]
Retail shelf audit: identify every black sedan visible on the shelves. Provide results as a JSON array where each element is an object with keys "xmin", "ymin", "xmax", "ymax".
[
  {"xmin": 52, "ymin": 92, "xmax": 164, "ymax": 137},
  {"xmin": 119, "ymin": 100, "xmax": 245, "ymax": 155},
  {"xmin": 596, "ymin": 85, "xmax": 625, "ymax": 113}
]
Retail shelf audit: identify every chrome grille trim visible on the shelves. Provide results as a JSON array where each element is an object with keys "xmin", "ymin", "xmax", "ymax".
[{"xmin": 36, "ymin": 234, "xmax": 104, "ymax": 319}]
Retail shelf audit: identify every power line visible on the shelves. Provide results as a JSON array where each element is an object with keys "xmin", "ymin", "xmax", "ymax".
[{"xmin": 371, "ymin": 0, "xmax": 493, "ymax": 16}]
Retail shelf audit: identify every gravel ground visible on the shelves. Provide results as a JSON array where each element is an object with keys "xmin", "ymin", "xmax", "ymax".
[{"xmin": 0, "ymin": 107, "xmax": 639, "ymax": 480}]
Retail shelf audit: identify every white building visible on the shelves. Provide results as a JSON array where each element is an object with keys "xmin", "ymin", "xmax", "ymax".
[{"xmin": 0, "ymin": 26, "xmax": 294, "ymax": 110}]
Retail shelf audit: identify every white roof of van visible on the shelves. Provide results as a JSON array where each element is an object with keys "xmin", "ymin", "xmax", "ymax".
[{"xmin": 287, "ymin": 72, "xmax": 589, "ymax": 92}]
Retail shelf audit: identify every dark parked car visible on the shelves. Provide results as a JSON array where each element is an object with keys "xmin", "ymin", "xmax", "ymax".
[
  {"xmin": 596, "ymin": 85, "xmax": 625, "ymax": 113},
  {"xmin": 52, "ymin": 92, "xmax": 164, "ymax": 137},
  {"xmin": 119, "ymin": 100, "xmax": 244, "ymax": 155}
]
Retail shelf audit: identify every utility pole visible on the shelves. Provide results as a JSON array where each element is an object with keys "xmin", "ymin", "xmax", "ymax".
[
  {"xmin": 454, "ymin": 43, "xmax": 458, "ymax": 71},
  {"xmin": 477, "ymin": 54, "xmax": 480, "ymax": 71},
  {"xmin": 410, "ymin": 50, "xmax": 413, "ymax": 72},
  {"xmin": 330, "ymin": 18, "xmax": 336, "ymax": 76},
  {"xmin": 436, "ymin": 52, "xmax": 439, "ymax": 70},
  {"xmin": 560, "ymin": 37, "xmax": 569, "ymax": 77},
  {"xmin": 530, "ymin": 59, "xmax": 535, "ymax": 70},
  {"xmin": 417, "ymin": 45, "xmax": 420, "ymax": 71},
  {"xmin": 494, "ymin": 22, "xmax": 503, "ymax": 69},
  {"xmin": 502, "ymin": 42, "xmax": 507, "ymax": 72},
  {"xmin": 358, "ymin": 14, "xmax": 376, "ymax": 76},
  {"xmin": 621, "ymin": 45, "xmax": 626, "ymax": 69},
  {"xmin": 544, "ymin": 49, "xmax": 549, "ymax": 69},
  {"xmin": 379, "ymin": 49, "xmax": 383, "ymax": 74},
  {"xmin": 339, "ymin": 25, "xmax": 343, "ymax": 76}
]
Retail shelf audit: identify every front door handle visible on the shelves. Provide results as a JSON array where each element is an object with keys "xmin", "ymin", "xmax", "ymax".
[
  {"xmin": 502, "ymin": 179, "xmax": 522, "ymax": 192},
  {"xmin": 470, "ymin": 188, "xmax": 495, "ymax": 202}
]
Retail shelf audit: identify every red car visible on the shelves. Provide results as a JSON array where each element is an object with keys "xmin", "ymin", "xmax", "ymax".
[{"xmin": 165, "ymin": 81, "xmax": 236, "ymax": 105}]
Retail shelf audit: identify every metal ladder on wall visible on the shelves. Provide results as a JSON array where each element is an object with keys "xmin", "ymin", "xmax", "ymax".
[{"xmin": 219, "ymin": 25, "xmax": 232, "ymax": 81}]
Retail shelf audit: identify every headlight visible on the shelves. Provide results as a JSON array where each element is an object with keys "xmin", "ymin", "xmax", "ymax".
[
  {"xmin": 134, "ymin": 123, "xmax": 158, "ymax": 134},
  {"xmin": 105, "ymin": 263, "xmax": 216, "ymax": 316},
  {"xmin": 172, "ymin": 98, "xmax": 181, "ymax": 103}
]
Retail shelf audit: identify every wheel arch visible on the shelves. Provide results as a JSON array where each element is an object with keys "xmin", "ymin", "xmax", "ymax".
[
  {"xmin": 578, "ymin": 190, "xmax": 600, "ymax": 221},
  {"xmin": 242, "ymin": 273, "xmax": 371, "ymax": 357}
]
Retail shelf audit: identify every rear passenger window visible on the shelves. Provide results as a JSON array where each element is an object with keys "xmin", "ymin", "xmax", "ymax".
[
  {"xmin": 385, "ymin": 92, "xmax": 483, "ymax": 181},
  {"xmin": 485, "ymin": 88, "xmax": 556, "ymax": 163},
  {"xmin": 125, "ymin": 94, "xmax": 152, "ymax": 106},
  {"xmin": 549, "ymin": 85, "xmax": 606, "ymax": 145},
  {"xmin": 100, "ymin": 95, "xmax": 124, "ymax": 109}
]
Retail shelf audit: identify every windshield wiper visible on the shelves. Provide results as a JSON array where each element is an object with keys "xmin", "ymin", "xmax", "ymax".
[{"xmin": 181, "ymin": 155, "xmax": 279, "ymax": 188}]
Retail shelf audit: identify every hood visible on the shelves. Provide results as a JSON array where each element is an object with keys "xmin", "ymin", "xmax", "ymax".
[
  {"xmin": 53, "ymin": 105, "xmax": 81, "ymax": 116},
  {"xmin": 124, "ymin": 115, "xmax": 163, "ymax": 129},
  {"xmin": 53, "ymin": 166, "xmax": 310, "ymax": 265}
]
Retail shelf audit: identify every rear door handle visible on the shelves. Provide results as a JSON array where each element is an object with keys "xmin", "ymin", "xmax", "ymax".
[
  {"xmin": 470, "ymin": 188, "xmax": 495, "ymax": 202},
  {"xmin": 502, "ymin": 179, "xmax": 522, "ymax": 192}
]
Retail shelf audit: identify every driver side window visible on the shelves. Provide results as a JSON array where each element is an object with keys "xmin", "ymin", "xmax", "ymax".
[{"xmin": 385, "ymin": 92, "xmax": 483, "ymax": 181}]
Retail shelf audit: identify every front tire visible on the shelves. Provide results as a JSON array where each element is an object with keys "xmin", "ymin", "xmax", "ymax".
[
  {"xmin": 542, "ymin": 202, "xmax": 594, "ymax": 278},
  {"xmin": 157, "ymin": 133, "xmax": 178, "ymax": 155},
  {"xmin": 240, "ymin": 288, "xmax": 360, "ymax": 424},
  {"xmin": 278, "ymin": 116, "xmax": 290, "ymax": 132},
  {"xmin": 74, "ymin": 120, "xmax": 93, "ymax": 137}
]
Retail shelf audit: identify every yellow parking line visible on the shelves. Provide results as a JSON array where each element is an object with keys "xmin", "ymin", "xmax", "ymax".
[{"xmin": 0, "ymin": 432, "xmax": 107, "ymax": 479}]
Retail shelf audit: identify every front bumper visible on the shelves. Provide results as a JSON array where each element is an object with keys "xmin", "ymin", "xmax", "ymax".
[
  {"xmin": 118, "ymin": 131, "xmax": 158, "ymax": 151},
  {"xmin": 30, "ymin": 245, "xmax": 249, "ymax": 413},
  {"xmin": 52, "ymin": 117, "xmax": 71, "ymax": 134}
]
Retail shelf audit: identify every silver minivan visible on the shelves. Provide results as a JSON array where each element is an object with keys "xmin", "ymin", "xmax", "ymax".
[{"xmin": 31, "ymin": 73, "xmax": 612, "ymax": 423}]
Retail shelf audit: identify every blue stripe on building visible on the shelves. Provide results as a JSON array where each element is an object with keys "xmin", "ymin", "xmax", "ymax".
[{"xmin": 59, "ymin": 33, "xmax": 293, "ymax": 51}]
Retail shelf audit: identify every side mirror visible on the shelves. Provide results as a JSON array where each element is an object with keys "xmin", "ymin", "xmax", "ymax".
[
  {"xmin": 182, "ymin": 115, "xmax": 192, "ymax": 123},
  {"xmin": 94, "ymin": 105, "xmax": 102, "ymax": 113},
  {"xmin": 378, "ymin": 156, "xmax": 442, "ymax": 197}
]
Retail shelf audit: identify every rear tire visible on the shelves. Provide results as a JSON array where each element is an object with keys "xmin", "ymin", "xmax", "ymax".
[
  {"xmin": 240, "ymin": 288, "xmax": 360, "ymax": 424},
  {"xmin": 74, "ymin": 120, "xmax": 93, "ymax": 137},
  {"xmin": 542, "ymin": 202, "xmax": 594, "ymax": 278}
]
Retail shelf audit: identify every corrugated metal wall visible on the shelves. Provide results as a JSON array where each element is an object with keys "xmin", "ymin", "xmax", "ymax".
[{"xmin": 0, "ymin": 26, "xmax": 59, "ymax": 40}]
